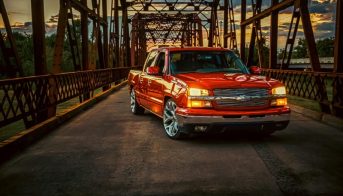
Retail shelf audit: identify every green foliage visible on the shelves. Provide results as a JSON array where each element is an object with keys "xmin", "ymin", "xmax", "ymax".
[
  {"xmin": 292, "ymin": 38, "xmax": 308, "ymax": 58},
  {"xmin": 5, "ymin": 30, "xmax": 81, "ymax": 77},
  {"xmin": 277, "ymin": 37, "xmax": 335, "ymax": 59},
  {"xmin": 45, "ymin": 33, "xmax": 75, "ymax": 73},
  {"xmin": 316, "ymin": 37, "xmax": 334, "ymax": 57},
  {"xmin": 12, "ymin": 32, "xmax": 34, "ymax": 76}
]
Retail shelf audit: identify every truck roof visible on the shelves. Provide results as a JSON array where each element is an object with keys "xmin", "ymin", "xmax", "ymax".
[{"xmin": 152, "ymin": 47, "xmax": 231, "ymax": 52}]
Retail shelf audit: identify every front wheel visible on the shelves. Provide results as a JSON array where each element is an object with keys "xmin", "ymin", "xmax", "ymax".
[
  {"xmin": 163, "ymin": 99, "xmax": 186, "ymax": 139},
  {"xmin": 130, "ymin": 88, "xmax": 145, "ymax": 115}
]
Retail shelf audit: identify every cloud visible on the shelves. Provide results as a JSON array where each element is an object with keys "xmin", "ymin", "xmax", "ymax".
[{"xmin": 309, "ymin": 0, "xmax": 336, "ymax": 14}]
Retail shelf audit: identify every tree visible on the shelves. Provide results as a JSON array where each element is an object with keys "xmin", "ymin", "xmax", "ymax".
[
  {"xmin": 292, "ymin": 38, "xmax": 308, "ymax": 58},
  {"xmin": 316, "ymin": 37, "xmax": 334, "ymax": 57}
]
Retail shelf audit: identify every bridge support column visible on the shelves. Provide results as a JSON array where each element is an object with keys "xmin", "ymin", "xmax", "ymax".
[
  {"xmin": 299, "ymin": 0, "xmax": 330, "ymax": 113},
  {"xmin": 31, "ymin": 0, "xmax": 56, "ymax": 124},
  {"xmin": 269, "ymin": 0, "xmax": 278, "ymax": 69},
  {"xmin": 240, "ymin": 0, "xmax": 246, "ymax": 63},
  {"xmin": 333, "ymin": 0, "xmax": 343, "ymax": 117}
]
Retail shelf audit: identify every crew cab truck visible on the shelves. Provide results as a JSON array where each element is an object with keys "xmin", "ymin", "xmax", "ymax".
[{"xmin": 128, "ymin": 47, "xmax": 290, "ymax": 139}]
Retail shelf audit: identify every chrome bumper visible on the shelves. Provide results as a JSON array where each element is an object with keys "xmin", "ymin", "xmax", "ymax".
[{"xmin": 176, "ymin": 113, "xmax": 290, "ymax": 127}]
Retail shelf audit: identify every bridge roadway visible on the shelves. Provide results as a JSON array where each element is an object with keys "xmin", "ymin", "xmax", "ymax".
[{"xmin": 0, "ymin": 87, "xmax": 342, "ymax": 195}]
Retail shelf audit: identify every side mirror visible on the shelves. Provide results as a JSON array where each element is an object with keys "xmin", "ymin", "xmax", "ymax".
[
  {"xmin": 146, "ymin": 66, "xmax": 160, "ymax": 75},
  {"xmin": 250, "ymin": 66, "xmax": 262, "ymax": 75}
]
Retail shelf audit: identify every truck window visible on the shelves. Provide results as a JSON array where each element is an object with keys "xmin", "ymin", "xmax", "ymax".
[
  {"xmin": 169, "ymin": 51, "xmax": 249, "ymax": 74},
  {"xmin": 144, "ymin": 50, "xmax": 158, "ymax": 72},
  {"xmin": 155, "ymin": 52, "xmax": 165, "ymax": 75}
]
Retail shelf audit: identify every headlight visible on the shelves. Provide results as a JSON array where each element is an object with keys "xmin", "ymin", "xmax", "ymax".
[
  {"xmin": 187, "ymin": 88, "xmax": 211, "ymax": 108},
  {"xmin": 188, "ymin": 88, "xmax": 209, "ymax": 96},
  {"xmin": 272, "ymin": 86, "xmax": 286, "ymax": 95}
]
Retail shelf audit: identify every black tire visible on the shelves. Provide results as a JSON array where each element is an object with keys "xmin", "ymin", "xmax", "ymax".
[
  {"xmin": 163, "ymin": 99, "xmax": 188, "ymax": 139},
  {"xmin": 130, "ymin": 88, "xmax": 145, "ymax": 115}
]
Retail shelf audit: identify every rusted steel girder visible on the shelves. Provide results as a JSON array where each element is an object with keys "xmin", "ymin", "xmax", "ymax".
[
  {"xmin": 208, "ymin": 0, "xmax": 220, "ymax": 47},
  {"xmin": 116, "ymin": 0, "xmax": 227, "ymax": 67},
  {"xmin": 224, "ymin": 0, "xmax": 238, "ymax": 51},
  {"xmin": 247, "ymin": 0, "xmax": 264, "ymax": 68},
  {"xmin": 241, "ymin": 0, "xmax": 331, "ymax": 113},
  {"xmin": 334, "ymin": 0, "xmax": 343, "ymax": 73},
  {"xmin": 333, "ymin": 0, "xmax": 343, "ymax": 116},
  {"xmin": 0, "ymin": 0, "xmax": 22, "ymax": 77},
  {"xmin": 240, "ymin": 0, "xmax": 246, "ymax": 63},
  {"xmin": 109, "ymin": 0, "xmax": 120, "ymax": 68},
  {"xmin": 130, "ymin": 13, "xmax": 203, "ymax": 67},
  {"xmin": 120, "ymin": 0, "xmax": 131, "ymax": 67},
  {"xmin": 269, "ymin": 0, "xmax": 278, "ymax": 69}
]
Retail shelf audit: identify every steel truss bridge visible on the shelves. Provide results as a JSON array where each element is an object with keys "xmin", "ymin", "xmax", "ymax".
[{"xmin": 0, "ymin": 0, "xmax": 342, "ymax": 141}]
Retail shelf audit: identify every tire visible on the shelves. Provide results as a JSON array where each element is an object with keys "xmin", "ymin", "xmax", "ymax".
[
  {"xmin": 163, "ymin": 99, "xmax": 187, "ymax": 139},
  {"xmin": 130, "ymin": 88, "xmax": 145, "ymax": 115}
]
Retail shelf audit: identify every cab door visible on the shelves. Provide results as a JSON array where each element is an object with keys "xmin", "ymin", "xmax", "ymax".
[
  {"xmin": 146, "ymin": 51, "xmax": 166, "ymax": 116},
  {"xmin": 136, "ymin": 50, "xmax": 158, "ymax": 108}
]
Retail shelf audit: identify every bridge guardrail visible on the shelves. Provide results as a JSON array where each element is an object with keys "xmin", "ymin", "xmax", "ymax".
[
  {"xmin": 262, "ymin": 69, "xmax": 343, "ymax": 117},
  {"xmin": 0, "ymin": 67, "xmax": 142, "ymax": 129}
]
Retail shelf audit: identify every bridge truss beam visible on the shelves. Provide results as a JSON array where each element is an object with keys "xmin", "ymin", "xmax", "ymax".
[{"xmin": 241, "ymin": 0, "xmax": 331, "ymax": 113}]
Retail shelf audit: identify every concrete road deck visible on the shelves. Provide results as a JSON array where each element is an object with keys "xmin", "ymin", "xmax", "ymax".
[{"xmin": 0, "ymin": 87, "xmax": 342, "ymax": 195}]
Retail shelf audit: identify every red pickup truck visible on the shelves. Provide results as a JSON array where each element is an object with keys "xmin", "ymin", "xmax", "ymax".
[{"xmin": 128, "ymin": 47, "xmax": 290, "ymax": 139}]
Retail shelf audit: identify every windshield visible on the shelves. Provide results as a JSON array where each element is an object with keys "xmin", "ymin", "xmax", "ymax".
[{"xmin": 169, "ymin": 51, "xmax": 249, "ymax": 75}]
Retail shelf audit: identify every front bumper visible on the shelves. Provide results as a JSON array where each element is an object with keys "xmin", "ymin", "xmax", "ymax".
[{"xmin": 176, "ymin": 112, "xmax": 290, "ymax": 133}]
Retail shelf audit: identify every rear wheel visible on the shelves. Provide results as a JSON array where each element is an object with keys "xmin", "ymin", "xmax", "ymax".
[
  {"xmin": 163, "ymin": 99, "xmax": 187, "ymax": 139},
  {"xmin": 130, "ymin": 88, "xmax": 145, "ymax": 115}
]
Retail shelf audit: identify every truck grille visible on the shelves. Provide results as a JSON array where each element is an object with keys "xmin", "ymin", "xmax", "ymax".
[{"xmin": 213, "ymin": 88, "xmax": 269, "ymax": 107}]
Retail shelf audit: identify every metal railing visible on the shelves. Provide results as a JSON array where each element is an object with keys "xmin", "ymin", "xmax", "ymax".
[
  {"xmin": 0, "ymin": 67, "xmax": 141, "ymax": 129},
  {"xmin": 262, "ymin": 69, "xmax": 343, "ymax": 116}
]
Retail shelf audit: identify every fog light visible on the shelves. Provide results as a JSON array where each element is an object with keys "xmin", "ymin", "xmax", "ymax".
[
  {"xmin": 271, "ymin": 98, "xmax": 287, "ymax": 106},
  {"xmin": 187, "ymin": 100, "xmax": 212, "ymax": 108},
  {"xmin": 194, "ymin": 126, "xmax": 208, "ymax": 132}
]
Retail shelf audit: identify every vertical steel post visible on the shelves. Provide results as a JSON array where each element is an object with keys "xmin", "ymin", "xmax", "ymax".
[
  {"xmin": 333, "ymin": 0, "xmax": 343, "ymax": 116},
  {"xmin": 81, "ymin": 0, "xmax": 89, "ymax": 71},
  {"xmin": 240, "ymin": 0, "xmax": 246, "ymax": 63},
  {"xmin": 197, "ymin": 18, "xmax": 203, "ymax": 46},
  {"xmin": 299, "ymin": 0, "xmax": 330, "ymax": 113},
  {"xmin": 81, "ymin": 0, "xmax": 90, "ymax": 99},
  {"xmin": 0, "ymin": 0, "xmax": 22, "ymax": 77},
  {"xmin": 223, "ymin": 0, "xmax": 228, "ymax": 48},
  {"xmin": 102, "ymin": 0, "xmax": 109, "ymax": 68},
  {"xmin": 114, "ymin": 0, "xmax": 120, "ymax": 67},
  {"xmin": 31, "ymin": 0, "xmax": 47, "ymax": 75},
  {"xmin": 31, "ymin": 0, "xmax": 56, "ymax": 122},
  {"xmin": 299, "ymin": 0, "xmax": 321, "ymax": 72},
  {"xmin": 334, "ymin": 0, "xmax": 342, "ymax": 73},
  {"xmin": 121, "ymin": 0, "xmax": 130, "ymax": 67},
  {"xmin": 52, "ymin": 0, "xmax": 68, "ymax": 74},
  {"xmin": 269, "ymin": 0, "xmax": 278, "ymax": 69}
]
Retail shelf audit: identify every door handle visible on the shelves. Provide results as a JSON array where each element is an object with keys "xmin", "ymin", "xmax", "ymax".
[
  {"xmin": 148, "ymin": 79, "xmax": 152, "ymax": 86},
  {"xmin": 139, "ymin": 77, "xmax": 143, "ymax": 83}
]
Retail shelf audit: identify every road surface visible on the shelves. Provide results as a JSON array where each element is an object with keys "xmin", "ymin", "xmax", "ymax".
[{"xmin": 0, "ymin": 87, "xmax": 342, "ymax": 195}]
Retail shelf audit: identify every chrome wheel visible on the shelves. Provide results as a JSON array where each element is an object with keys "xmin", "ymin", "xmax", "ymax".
[
  {"xmin": 163, "ymin": 100, "xmax": 179, "ymax": 138},
  {"xmin": 130, "ymin": 88, "xmax": 145, "ymax": 115},
  {"xmin": 130, "ymin": 89, "xmax": 136, "ymax": 113}
]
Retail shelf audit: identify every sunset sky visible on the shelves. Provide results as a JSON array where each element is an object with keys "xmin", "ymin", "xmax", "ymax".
[{"xmin": 0, "ymin": 0, "xmax": 337, "ymax": 49}]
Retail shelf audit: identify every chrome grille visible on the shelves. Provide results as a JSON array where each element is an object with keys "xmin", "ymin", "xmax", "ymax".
[{"xmin": 213, "ymin": 88, "xmax": 269, "ymax": 107}]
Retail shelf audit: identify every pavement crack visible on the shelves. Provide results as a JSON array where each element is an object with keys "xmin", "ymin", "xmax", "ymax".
[{"xmin": 252, "ymin": 142, "xmax": 309, "ymax": 196}]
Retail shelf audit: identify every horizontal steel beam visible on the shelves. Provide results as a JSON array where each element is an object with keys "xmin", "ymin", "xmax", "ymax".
[
  {"xmin": 241, "ymin": 0, "xmax": 295, "ymax": 26},
  {"xmin": 68, "ymin": 0, "xmax": 107, "ymax": 25}
]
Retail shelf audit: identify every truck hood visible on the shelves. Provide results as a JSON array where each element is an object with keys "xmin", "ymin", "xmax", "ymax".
[{"xmin": 174, "ymin": 72, "xmax": 281, "ymax": 89}]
